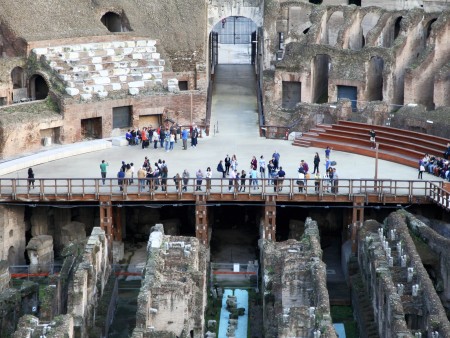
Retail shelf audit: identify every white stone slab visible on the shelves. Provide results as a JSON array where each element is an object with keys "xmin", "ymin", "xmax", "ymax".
[
  {"xmin": 94, "ymin": 64, "xmax": 103, "ymax": 71},
  {"xmin": 97, "ymin": 91, "xmax": 108, "ymax": 98},
  {"xmin": 146, "ymin": 40, "xmax": 157, "ymax": 46},
  {"xmin": 111, "ymin": 83, "xmax": 122, "ymax": 91},
  {"xmin": 106, "ymin": 49, "xmax": 115, "ymax": 56},
  {"xmin": 66, "ymin": 87, "xmax": 80, "ymax": 96},
  {"xmin": 113, "ymin": 68, "xmax": 128, "ymax": 76},
  {"xmin": 112, "ymin": 41, "xmax": 126, "ymax": 48},
  {"xmin": 123, "ymin": 47, "xmax": 133, "ymax": 55},
  {"xmin": 92, "ymin": 57, "xmax": 102, "ymax": 64},
  {"xmin": 80, "ymin": 93, "xmax": 92, "ymax": 101},
  {"xmin": 33, "ymin": 48, "xmax": 48, "ymax": 55},
  {"xmin": 151, "ymin": 53, "xmax": 160, "ymax": 59},
  {"xmin": 149, "ymin": 231, "xmax": 163, "ymax": 248},
  {"xmin": 129, "ymin": 88, "xmax": 139, "ymax": 95},
  {"xmin": 132, "ymin": 53, "xmax": 143, "ymax": 60},
  {"xmin": 125, "ymin": 41, "xmax": 136, "ymax": 48},
  {"xmin": 98, "ymin": 70, "xmax": 109, "ymax": 77},
  {"xmin": 93, "ymin": 77, "xmax": 111, "ymax": 85},
  {"xmin": 142, "ymin": 73, "xmax": 154, "ymax": 80},
  {"xmin": 119, "ymin": 75, "xmax": 128, "ymax": 82},
  {"xmin": 129, "ymin": 81, "xmax": 144, "ymax": 88},
  {"xmin": 136, "ymin": 40, "xmax": 147, "ymax": 47},
  {"xmin": 68, "ymin": 52, "xmax": 79, "ymax": 60},
  {"xmin": 111, "ymin": 55, "xmax": 124, "ymax": 62}
]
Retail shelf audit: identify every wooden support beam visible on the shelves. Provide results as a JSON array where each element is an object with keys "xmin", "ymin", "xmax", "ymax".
[
  {"xmin": 351, "ymin": 195, "xmax": 365, "ymax": 254},
  {"xmin": 264, "ymin": 195, "xmax": 277, "ymax": 241},
  {"xmin": 195, "ymin": 194, "xmax": 208, "ymax": 246}
]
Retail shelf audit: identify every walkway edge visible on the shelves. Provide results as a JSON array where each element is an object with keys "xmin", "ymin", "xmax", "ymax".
[{"xmin": 0, "ymin": 139, "xmax": 112, "ymax": 176}]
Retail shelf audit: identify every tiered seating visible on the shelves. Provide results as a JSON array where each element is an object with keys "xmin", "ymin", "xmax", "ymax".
[
  {"xmin": 293, "ymin": 120, "xmax": 449, "ymax": 168},
  {"xmin": 32, "ymin": 40, "xmax": 167, "ymax": 100}
]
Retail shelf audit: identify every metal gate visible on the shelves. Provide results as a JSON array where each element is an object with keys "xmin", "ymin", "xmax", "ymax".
[
  {"xmin": 337, "ymin": 85, "xmax": 357, "ymax": 111},
  {"xmin": 113, "ymin": 106, "xmax": 132, "ymax": 129},
  {"xmin": 210, "ymin": 31, "xmax": 219, "ymax": 67},
  {"xmin": 213, "ymin": 16, "xmax": 257, "ymax": 44},
  {"xmin": 210, "ymin": 262, "xmax": 259, "ymax": 290}
]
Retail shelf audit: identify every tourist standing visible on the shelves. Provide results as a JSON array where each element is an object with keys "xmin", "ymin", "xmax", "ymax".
[
  {"xmin": 418, "ymin": 161, "xmax": 425, "ymax": 179},
  {"xmin": 369, "ymin": 129, "xmax": 376, "ymax": 148},
  {"xmin": 239, "ymin": 170, "xmax": 246, "ymax": 192},
  {"xmin": 182, "ymin": 169, "xmax": 190, "ymax": 191},
  {"xmin": 27, "ymin": 167, "xmax": 35, "ymax": 190},
  {"xmin": 224, "ymin": 155, "xmax": 231, "ymax": 175},
  {"xmin": 137, "ymin": 167, "xmax": 147, "ymax": 192},
  {"xmin": 205, "ymin": 167, "xmax": 212, "ymax": 191},
  {"xmin": 313, "ymin": 152, "xmax": 320, "ymax": 174},
  {"xmin": 259, "ymin": 155, "xmax": 266, "ymax": 178},
  {"xmin": 99, "ymin": 160, "xmax": 109, "ymax": 185},
  {"xmin": 250, "ymin": 156, "xmax": 257, "ymax": 170},
  {"xmin": 272, "ymin": 150, "xmax": 280, "ymax": 169},
  {"xmin": 181, "ymin": 128, "xmax": 188, "ymax": 150},
  {"xmin": 217, "ymin": 160, "xmax": 226, "ymax": 178},
  {"xmin": 325, "ymin": 146, "xmax": 332, "ymax": 160},
  {"xmin": 196, "ymin": 169, "xmax": 203, "ymax": 191}
]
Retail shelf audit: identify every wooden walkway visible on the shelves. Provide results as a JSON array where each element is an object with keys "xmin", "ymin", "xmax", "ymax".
[{"xmin": 0, "ymin": 178, "xmax": 448, "ymax": 210}]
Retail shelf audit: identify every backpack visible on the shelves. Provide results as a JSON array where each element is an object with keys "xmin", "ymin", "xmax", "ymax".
[
  {"xmin": 298, "ymin": 166, "xmax": 305, "ymax": 174},
  {"xmin": 217, "ymin": 163, "xmax": 221, "ymax": 172}
]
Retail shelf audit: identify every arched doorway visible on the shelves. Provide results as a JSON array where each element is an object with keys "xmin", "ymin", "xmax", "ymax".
[
  {"xmin": 101, "ymin": 11, "xmax": 132, "ymax": 32},
  {"xmin": 211, "ymin": 16, "xmax": 257, "ymax": 64},
  {"xmin": 8, "ymin": 246, "xmax": 16, "ymax": 266},
  {"xmin": 29, "ymin": 74, "xmax": 49, "ymax": 100}
]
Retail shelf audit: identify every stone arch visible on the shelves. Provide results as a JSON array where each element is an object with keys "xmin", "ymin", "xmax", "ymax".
[
  {"xmin": 367, "ymin": 56, "xmax": 384, "ymax": 101},
  {"xmin": 393, "ymin": 16, "xmax": 403, "ymax": 41},
  {"xmin": 211, "ymin": 16, "xmax": 258, "ymax": 64},
  {"xmin": 28, "ymin": 73, "xmax": 49, "ymax": 100},
  {"xmin": 361, "ymin": 12, "xmax": 380, "ymax": 46},
  {"xmin": 312, "ymin": 54, "xmax": 331, "ymax": 103},
  {"xmin": 101, "ymin": 11, "xmax": 132, "ymax": 33},
  {"xmin": 207, "ymin": 2, "xmax": 262, "ymax": 32},
  {"xmin": 425, "ymin": 18, "xmax": 437, "ymax": 41},
  {"xmin": 327, "ymin": 11, "xmax": 344, "ymax": 47},
  {"xmin": 11, "ymin": 66, "xmax": 25, "ymax": 89}
]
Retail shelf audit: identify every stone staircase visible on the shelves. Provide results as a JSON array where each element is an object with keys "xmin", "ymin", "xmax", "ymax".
[
  {"xmin": 293, "ymin": 121, "xmax": 449, "ymax": 168},
  {"xmin": 350, "ymin": 272, "xmax": 379, "ymax": 338},
  {"xmin": 33, "ymin": 40, "xmax": 171, "ymax": 100}
]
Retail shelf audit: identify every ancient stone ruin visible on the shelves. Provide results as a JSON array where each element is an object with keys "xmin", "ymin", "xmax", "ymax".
[
  {"xmin": 261, "ymin": 217, "xmax": 336, "ymax": 337},
  {"xmin": 132, "ymin": 224, "xmax": 208, "ymax": 338}
]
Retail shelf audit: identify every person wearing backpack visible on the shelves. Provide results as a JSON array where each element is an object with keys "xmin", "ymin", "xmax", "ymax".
[{"xmin": 217, "ymin": 160, "xmax": 226, "ymax": 178}]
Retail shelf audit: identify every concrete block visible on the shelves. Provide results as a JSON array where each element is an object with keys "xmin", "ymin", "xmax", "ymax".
[
  {"xmin": 136, "ymin": 40, "xmax": 147, "ymax": 47},
  {"xmin": 129, "ymin": 81, "xmax": 144, "ymax": 88},
  {"xmin": 106, "ymin": 48, "xmax": 115, "ymax": 56},
  {"xmin": 153, "ymin": 72, "xmax": 162, "ymax": 79},
  {"xmin": 129, "ymin": 88, "xmax": 140, "ymax": 95},
  {"xmin": 130, "ymin": 61, "xmax": 139, "ymax": 67},
  {"xmin": 152, "ymin": 53, "xmax": 160, "ymax": 59},
  {"xmin": 116, "ymin": 62, "xmax": 128, "ymax": 68},
  {"xmin": 125, "ymin": 41, "xmax": 136, "ymax": 48},
  {"xmin": 72, "ymin": 65, "xmax": 89, "ymax": 73},
  {"xmin": 93, "ymin": 77, "xmax": 111, "ymax": 85},
  {"xmin": 146, "ymin": 40, "xmax": 157, "ymax": 46},
  {"xmin": 119, "ymin": 75, "xmax": 128, "ymax": 82},
  {"xmin": 80, "ymin": 93, "xmax": 92, "ymax": 101},
  {"xmin": 92, "ymin": 56, "xmax": 102, "ymax": 64},
  {"xmin": 92, "ymin": 85, "xmax": 105, "ymax": 92},
  {"xmin": 111, "ymin": 83, "xmax": 122, "ymax": 91},
  {"xmin": 142, "ymin": 73, "xmax": 154, "ymax": 80},
  {"xmin": 112, "ymin": 241, "xmax": 125, "ymax": 263},
  {"xmin": 134, "ymin": 47, "xmax": 147, "ymax": 53},
  {"xmin": 68, "ymin": 52, "xmax": 79, "ymax": 60},
  {"xmin": 132, "ymin": 53, "xmax": 143, "ymax": 60},
  {"xmin": 111, "ymin": 55, "xmax": 124, "ymax": 62},
  {"xmin": 146, "ymin": 47, "xmax": 156, "ymax": 53},
  {"xmin": 65, "ymin": 87, "xmax": 80, "ymax": 96},
  {"xmin": 112, "ymin": 137, "xmax": 128, "ymax": 146},
  {"xmin": 98, "ymin": 70, "xmax": 109, "ymax": 77},
  {"xmin": 33, "ymin": 47, "xmax": 48, "ymax": 55},
  {"xmin": 168, "ymin": 85, "xmax": 179, "ymax": 93},
  {"xmin": 102, "ymin": 42, "xmax": 112, "ymax": 49},
  {"xmin": 168, "ymin": 78, "xmax": 179, "ymax": 86},
  {"xmin": 112, "ymin": 41, "xmax": 126, "ymax": 48},
  {"xmin": 123, "ymin": 47, "xmax": 133, "ymax": 55},
  {"xmin": 113, "ymin": 68, "xmax": 128, "ymax": 76},
  {"xmin": 94, "ymin": 63, "xmax": 103, "ymax": 71}
]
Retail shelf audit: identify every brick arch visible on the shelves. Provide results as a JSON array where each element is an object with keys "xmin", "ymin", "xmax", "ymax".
[
  {"xmin": 28, "ymin": 71, "xmax": 51, "ymax": 100},
  {"xmin": 100, "ymin": 9, "xmax": 133, "ymax": 32},
  {"xmin": 207, "ymin": 2, "xmax": 263, "ymax": 32}
]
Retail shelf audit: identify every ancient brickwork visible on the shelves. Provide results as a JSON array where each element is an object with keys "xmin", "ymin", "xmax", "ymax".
[
  {"xmin": 133, "ymin": 224, "xmax": 208, "ymax": 338},
  {"xmin": 394, "ymin": 210, "xmax": 450, "ymax": 314},
  {"xmin": 12, "ymin": 314, "xmax": 74, "ymax": 338},
  {"xmin": 67, "ymin": 227, "xmax": 111, "ymax": 337},
  {"xmin": 263, "ymin": 2, "xmax": 450, "ymax": 132},
  {"xmin": 358, "ymin": 213, "xmax": 450, "ymax": 337},
  {"xmin": 0, "ymin": 206, "xmax": 26, "ymax": 265},
  {"xmin": 261, "ymin": 218, "xmax": 336, "ymax": 338}
]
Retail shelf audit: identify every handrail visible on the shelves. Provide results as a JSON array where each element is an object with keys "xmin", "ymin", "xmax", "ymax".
[
  {"xmin": 0, "ymin": 177, "xmax": 443, "ymax": 203},
  {"xmin": 427, "ymin": 182, "xmax": 450, "ymax": 210}
]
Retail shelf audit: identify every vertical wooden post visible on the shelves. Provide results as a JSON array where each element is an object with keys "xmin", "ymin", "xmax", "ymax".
[
  {"xmin": 351, "ymin": 195, "xmax": 365, "ymax": 254},
  {"xmin": 99, "ymin": 197, "xmax": 114, "ymax": 262},
  {"xmin": 195, "ymin": 194, "xmax": 208, "ymax": 246},
  {"xmin": 114, "ymin": 207, "xmax": 122, "ymax": 241},
  {"xmin": 264, "ymin": 195, "xmax": 277, "ymax": 241}
]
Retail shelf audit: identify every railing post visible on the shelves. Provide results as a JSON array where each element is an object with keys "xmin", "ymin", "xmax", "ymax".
[{"xmin": 195, "ymin": 194, "xmax": 208, "ymax": 246}]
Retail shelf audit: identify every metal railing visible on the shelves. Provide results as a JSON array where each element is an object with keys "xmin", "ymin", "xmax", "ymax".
[{"xmin": 0, "ymin": 177, "xmax": 443, "ymax": 202}]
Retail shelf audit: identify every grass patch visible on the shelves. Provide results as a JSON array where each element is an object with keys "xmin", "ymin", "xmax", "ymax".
[{"xmin": 331, "ymin": 305, "xmax": 358, "ymax": 338}]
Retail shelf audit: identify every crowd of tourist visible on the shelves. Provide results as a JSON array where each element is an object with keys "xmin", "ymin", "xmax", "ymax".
[
  {"xmin": 102, "ymin": 147, "xmax": 341, "ymax": 194},
  {"xmin": 418, "ymin": 152, "xmax": 450, "ymax": 181},
  {"xmin": 124, "ymin": 124, "xmax": 200, "ymax": 152}
]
